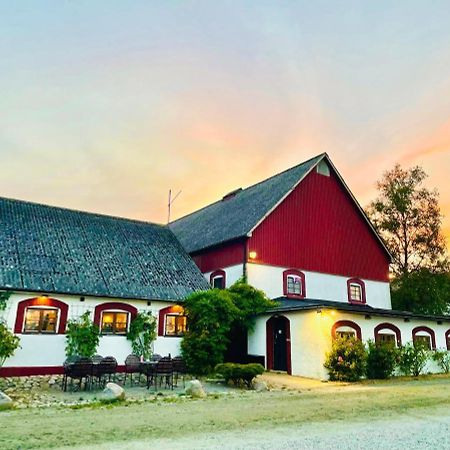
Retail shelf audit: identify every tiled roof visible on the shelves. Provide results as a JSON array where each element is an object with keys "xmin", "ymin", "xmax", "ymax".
[
  {"xmin": 170, "ymin": 154, "xmax": 325, "ymax": 253},
  {"xmin": 0, "ymin": 197, "xmax": 209, "ymax": 301},
  {"xmin": 267, "ymin": 298, "xmax": 450, "ymax": 322}
]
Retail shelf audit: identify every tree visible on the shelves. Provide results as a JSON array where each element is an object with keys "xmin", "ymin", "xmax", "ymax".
[
  {"xmin": 126, "ymin": 312, "xmax": 157, "ymax": 360},
  {"xmin": 367, "ymin": 164, "xmax": 448, "ymax": 276},
  {"xmin": 0, "ymin": 291, "xmax": 20, "ymax": 367}
]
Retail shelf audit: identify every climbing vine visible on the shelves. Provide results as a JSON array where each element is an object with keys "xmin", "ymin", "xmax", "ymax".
[
  {"xmin": 65, "ymin": 311, "xmax": 100, "ymax": 358},
  {"xmin": 126, "ymin": 312, "xmax": 157, "ymax": 360},
  {"xmin": 0, "ymin": 291, "xmax": 12, "ymax": 313}
]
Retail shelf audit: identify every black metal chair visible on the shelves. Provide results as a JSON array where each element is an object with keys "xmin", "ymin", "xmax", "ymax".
[
  {"xmin": 63, "ymin": 357, "xmax": 93, "ymax": 391},
  {"xmin": 151, "ymin": 354, "xmax": 162, "ymax": 361},
  {"xmin": 94, "ymin": 356, "xmax": 118, "ymax": 387},
  {"xmin": 172, "ymin": 356, "xmax": 187, "ymax": 388},
  {"xmin": 124, "ymin": 354, "xmax": 142, "ymax": 385},
  {"xmin": 92, "ymin": 354, "xmax": 103, "ymax": 364},
  {"xmin": 153, "ymin": 357, "xmax": 174, "ymax": 391}
]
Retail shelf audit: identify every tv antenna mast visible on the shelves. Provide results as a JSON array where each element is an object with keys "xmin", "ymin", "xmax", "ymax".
[{"xmin": 167, "ymin": 189, "xmax": 182, "ymax": 224}]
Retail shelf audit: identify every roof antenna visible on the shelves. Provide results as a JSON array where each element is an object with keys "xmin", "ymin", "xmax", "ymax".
[{"xmin": 167, "ymin": 189, "xmax": 182, "ymax": 224}]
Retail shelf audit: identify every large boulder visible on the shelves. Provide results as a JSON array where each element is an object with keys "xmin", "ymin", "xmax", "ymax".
[
  {"xmin": 101, "ymin": 383, "xmax": 125, "ymax": 402},
  {"xmin": 0, "ymin": 391, "xmax": 14, "ymax": 410},
  {"xmin": 252, "ymin": 379, "xmax": 268, "ymax": 392},
  {"xmin": 185, "ymin": 380, "xmax": 206, "ymax": 398}
]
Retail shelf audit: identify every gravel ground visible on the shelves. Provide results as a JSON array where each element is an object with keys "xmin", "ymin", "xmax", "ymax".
[{"xmin": 72, "ymin": 406, "xmax": 450, "ymax": 450}]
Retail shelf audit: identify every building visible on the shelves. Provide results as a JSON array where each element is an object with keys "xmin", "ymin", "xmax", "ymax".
[
  {"xmin": 0, "ymin": 198, "xmax": 208, "ymax": 376},
  {"xmin": 171, "ymin": 153, "xmax": 450, "ymax": 379}
]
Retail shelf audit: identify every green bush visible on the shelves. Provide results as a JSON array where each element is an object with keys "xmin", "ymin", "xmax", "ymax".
[
  {"xmin": 324, "ymin": 335, "xmax": 367, "ymax": 382},
  {"xmin": 397, "ymin": 342, "xmax": 429, "ymax": 377},
  {"xmin": 65, "ymin": 312, "xmax": 100, "ymax": 358},
  {"xmin": 0, "ymin": 322, "xmax": 20, "ymax": 367},
  {"xmin": 127, "ymin": 312, "xmax": 157, "ymax": 360},
  {"xmin": 215, "ymin": 363, "xmax": 265, "ymax": 388},
  {"xmin": 366, "ymin": 340, "xmax": 399, "ymax": 379},
  {"xmin": 432, "ymin": 349, "xmax": 450, "ymax": 373}
]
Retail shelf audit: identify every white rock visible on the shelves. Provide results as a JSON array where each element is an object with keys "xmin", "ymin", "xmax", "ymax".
[
  {"xmin": 101, "ymin": 382, "xmax": 125, "ymax": 401},
  {"xmin": 0, "ymin": 391, "xmax": 14, "ymax": 410},
  {"xmin": 185, "ymin": 380, "xmax": 206, "ymax": 398},
  {"xmin": 252, "ymin": 380, "xmax": 268, "ymax": 392}
]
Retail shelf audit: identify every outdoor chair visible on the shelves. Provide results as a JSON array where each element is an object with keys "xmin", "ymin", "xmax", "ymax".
[
  {"xmin": 172, "ymin": 356, "xmax": 187, "ymax": 388},
  {"xmin": 63, "ymin": 357, "xmax": 93, "ymax": 391},
  {"xmin": 94, "ymin": 356, "xmax": 118, "ymax": 387},
  {"xmin": 92, "ymin": 354, "xmax": 103, "ymax": 364},
  {"xmin": 151, "ymin": 353, "xmax": 162, "ymax": 361},
  {"xmin": 153, "ymin": 356, "xmax": 174, "ymax": 391},
  {"xmin": 124, "ymin": 354, "xmax": 142, "ymax": 385}
]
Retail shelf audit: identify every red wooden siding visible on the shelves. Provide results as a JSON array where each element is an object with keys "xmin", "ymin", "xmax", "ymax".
[
  {"xmin": 248, "ymin": 169, "xmax": 390, "ymax": 282},
  {"xmin": 192, "ymin": 240, "xmax": 245, "ymax": 273}
]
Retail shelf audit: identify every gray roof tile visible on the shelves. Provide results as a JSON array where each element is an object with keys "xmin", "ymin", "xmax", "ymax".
[
  {"xmin": 0, "ymin": 197, "xmax": 209, "ymax": 300},
  {"xmin": 170, "ymin": 154, "xmax": 324, "ymax": 253}
]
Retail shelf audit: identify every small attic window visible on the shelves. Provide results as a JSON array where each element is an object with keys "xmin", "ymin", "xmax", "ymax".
[
  {"xmin": 316, "ymin": 160, "xmax": 330, "ymax": 177},
  {"xmin": 222, "ymin": 188, "xmax": 242, "ymax": 201}
]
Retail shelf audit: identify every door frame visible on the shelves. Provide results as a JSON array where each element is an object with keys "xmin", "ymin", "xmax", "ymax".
[{"xmin": 266, "ymin": 315, "xmax": 292, "ymax": 375}]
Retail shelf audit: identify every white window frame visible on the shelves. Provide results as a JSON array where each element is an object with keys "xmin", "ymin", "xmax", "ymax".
[
  {"xmin": 23, "ymin": 306, "xmax": 60, "ymax": 334},
  {"xmin": 100, "ymin": 310, "xmax": 130, "ymax": 335}
]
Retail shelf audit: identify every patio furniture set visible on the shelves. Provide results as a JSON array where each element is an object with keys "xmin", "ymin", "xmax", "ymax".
[{"xmin": 62, "ymin": 354, "xmax": 187, "ymax": 392}]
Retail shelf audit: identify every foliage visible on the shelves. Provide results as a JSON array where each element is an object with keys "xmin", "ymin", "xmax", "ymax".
[
  {"xmin": 432, "ymin": 349, "xmax": 450, "ymax": 373},
  {"xmin": 126, "ymin": 312, "xmax": 157, "ymax": 360},
  {"xmin": 367, "ymin": 164, "xmax": 448, "ymax": 277},
  {"xmin": 215, "ymin": 362, "xmax": 265, "ymax": 388},
  {"xmin": 0, "ymin": 322, "xmax": 20, "ymax": 367},
  {"xmin": 65, "ymin": 311, "xmax": 100, "ymax": 358},
  {"xmin": 181, "ymin": 281, "xmax": 276, "ymax": 375},
  {"xmin": 0, "ymin": 291, "xmax": 12, "ymax": 314},
  {"xmin": 390, "ymin": 269, "xmax": 450, "ymax": 315},
  {"xmin": 366, "ymin": 340, "xmax": 399, "ymax": 379},
  {"xmin": 324, "ymin": 335, "xmax": 367, "ymax": 382},
  {"xmin": 181, "ymin": 289, "xmax": 239, "ymax": 375},
  {"xmin": 397, "ymin": 342, "xmax": 429, "ymax": 377}
]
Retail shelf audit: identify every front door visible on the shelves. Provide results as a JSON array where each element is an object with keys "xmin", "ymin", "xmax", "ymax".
[{"xmin": 273, "ymin": 317, "xmax": 287, "ymax": 371}]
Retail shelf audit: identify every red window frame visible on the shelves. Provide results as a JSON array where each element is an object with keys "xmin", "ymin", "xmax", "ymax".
[
  {"xmin": 93, "ymin": 302, "xmax": 138, "ymax": 334},
  {"xmin": 374, "ymin": 323, "xmax": 402, "ymax": 347},
  {"xmin": 412, "ymin": 326, "xmax": 436, "ymax": 350},
  {"xmin": 347, "ymin": 278, "xmax": 366, "ymax": 304},
  {"xmin": 283, "ymin": 269, "xmax": 306, "ymax": 298},
  {"xmin": 331, "ymin": 320, "xmax": 362, "ymax": 340},
  {"xmin": 210, "ymin": 269, "xmax": 226, "ymax": 289}
]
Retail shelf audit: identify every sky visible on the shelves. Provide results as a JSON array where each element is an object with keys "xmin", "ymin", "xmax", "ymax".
[{"xmin": 1, "ymin": 1, "xmax": 450, "ymax": 248}]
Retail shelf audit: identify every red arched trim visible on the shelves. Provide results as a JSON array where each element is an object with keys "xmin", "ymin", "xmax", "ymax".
[
  {"xmin": 374, "ymin": 323, "xmax": 402, "ymax": 347},
  {"xmin": 14, "ymin": 297, "xmax": 69, "ymax": 334},
  {"xmin": 446, "ymin": 330, "xmax": 450, "ymax": 351},
  {"xmin": 93, "ymin": 302, "xmax": 138, "ymax": 328},
  {"xmin": 283, "ymin": 269, "xmax": 306, "ymax": 298},
  {"xmin": 266, "ymin": 315, "xmax": 291, "ymax": 375},
  {"xmin": 332, "ymin": 320, "xmax": 362, "ymax": 340},
  {"xmin": 412, "ymin": 326, "xmax": 436, "ymax": 350},
  {"xmin": 347, "ymin": 278, "xmax": 366, "ymax": 304},
  {"xmin": 158, "ymin": 305, "xmax": 184, "ymax": 336},
  {"xmin": 210, "ymin": 269, "xmax": 226, "ymax": 289}
]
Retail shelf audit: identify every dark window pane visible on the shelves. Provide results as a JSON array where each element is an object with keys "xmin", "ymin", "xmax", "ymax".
[
  {"xmin": 287, "ymin": 275, "xmax": 302, "ymax": 295},
  {"xmin": 213, "ymin": 276, "xmax": 224, "ymax": 289}
]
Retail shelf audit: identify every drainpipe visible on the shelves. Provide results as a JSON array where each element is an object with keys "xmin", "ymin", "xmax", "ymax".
[{"xmin": 243, "ymin": 238, "xmax": 249, "ymax": 283}]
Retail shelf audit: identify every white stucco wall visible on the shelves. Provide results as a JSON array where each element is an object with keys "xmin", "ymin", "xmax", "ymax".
[
  {"xmin": 249, "ymin": 310, "xmax": 450, "ymax": 379},
  {"xmin": 1, "ymin": 291, "xmax": 183, "ymax": 369},
  {"xmin": 246, "ymin": 263, "xmax": 392, "ymax": 309},
  {"xmin": 203, "ymin": 264, "xmax": 244, "ymax": 289}
]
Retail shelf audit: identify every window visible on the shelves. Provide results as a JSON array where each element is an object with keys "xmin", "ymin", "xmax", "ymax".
[
  {"xmin": 347, "ymin": 279, "xmax": 366, "ymax": 304},
  {"xmin": 210, "ymin": 270, "xmax": 226, "ymax": 289},
  {"xmin": 412, "ymin": 326, "xmax": 435, "ymax": 350},
  {"xmin": 316, "ymin": 160, "xmax": 330, "ymax": 176},
  {"xmin": 101, "ymin": 311, "xmax": 129, "ymax": 335},
  {"xmin": 413, "ymin": 334, "xmax": 432, "ymax": 350},
  {"xmin": 23, "ymin": 307, "xmax": 58, "ymax": 333},
  {"xmin": 336, "ymin": 330, "xmax": 355, "ymax": 339},
  {"xmin": 165, "ymin": 314, "xmax": 187, "ymax": 337},
  {"xmin": 332, "ymin": 320, "xmax": 362, "ymax": 340},
  {"xmin": 378, "ymin": 333, "xmax": 396, "ymax": 346},
  {"xmin": 446, "ymin": 330, "xmax": 450, "ymax": 351},
  {"xmin": 283, "ymin": 269, "xmax": 306, "ymax": 298},
  {"xmin": 374, "ymin": 323, "xmax": 402, "ymax": 347}
]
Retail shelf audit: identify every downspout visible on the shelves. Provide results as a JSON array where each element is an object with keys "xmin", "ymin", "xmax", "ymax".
[{"xmin": 243, "ymin": 237, "xmax": 249, "ymax": 283}]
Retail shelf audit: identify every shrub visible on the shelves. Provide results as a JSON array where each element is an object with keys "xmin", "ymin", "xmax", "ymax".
[
  {"xmin": 366, "ymin": 340, "xmax": 399, "ymax": 379},
  {"xmin": 397, "ymin": 342, "xmax": 429, "ymax": 377},
  {"xmin": 432, "ymin": 349, "xmax": 450, "ymax": 373},
  {"xmin": 215, "ymin": 363, "xmax": 265, "ymax": 388},
  {"xmin": 127, "ymin": 312, "xmax": 157, "ymax": 360},
  {"xmin": 65, "ymin": 312, "xmax": 100, "ymax": 358},
  {"xmin": 324, "ymin": 335, "xmax": 367, "ymax": 382},
  {"xmin": 0, "ymin": 322, "xmax": 20, "ymax": 367}
]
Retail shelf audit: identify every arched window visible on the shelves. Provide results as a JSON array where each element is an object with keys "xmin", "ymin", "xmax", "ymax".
[
  {"xmin": 412, "ymin": 326, "xmax": 436, "ymax": 350},
  {"xmin": 283, "ymin": 269, "xmax": 306, "ymax": 298},
  {"xmin": 374, "ymin": 323, "xmax": 402, "ymax": 347},
  {"xmin": 347, "ymin": 278, "xmax": 366, "ymax": 304},
  {"xmin": 210, "ymin": 270, "xmax": 226, "ymax": 289},
  {"xmin": 14, "ymin": 297, "xmax": 69, "ymax": 334},
  {"xmin": 331, "ymin": 320, "xmax": 362, "ymax": 340},
  {"xmin": 93, "ymin": 302, "xmax": 137, "ymax": 335},
  {"xmin": 158, "ymin": 305, "xmax": 187, "ymax": 337},
  {"xmin": 446, "ymin": 330, "xmax": 450, "ymax": 351}
]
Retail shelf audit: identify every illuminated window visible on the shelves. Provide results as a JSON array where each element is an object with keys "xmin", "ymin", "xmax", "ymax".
[
  {"xmin": 23, "ymin": 308, "xmax": 58, "ymax": 333},
  {"xmin": 287, "ymin": 275, "xmax": 302, "ymax": 296},
  {"xmin": 165, "ymin": 315, "xmax": 187, "ymax": 337},
  {"xmin": 101, "ymin": 311, "xmax": 129, "ymax": 335}
]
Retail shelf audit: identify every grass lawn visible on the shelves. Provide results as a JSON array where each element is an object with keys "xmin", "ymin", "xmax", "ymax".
[{"xmin": 2, "ymin": 374, "xmax": 450, "ymax": 449}]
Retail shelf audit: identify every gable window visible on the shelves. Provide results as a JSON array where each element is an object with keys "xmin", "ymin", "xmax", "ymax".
[
  {"xmin": 283, "ymin": 269, "xmax": 306, "ymax": 298},
  {"xmin": 210, "ymin": 270, "xmax": 226, "ymax": 289},
  {"xmin": 347, "ymin": 279, "xmax": 366, "ymax": 304},
  {"xmin": 23, "ymin": 307, "xmax": 59, "ymax": 334},
  {"xmin": 101, "ymin": 311, "xmax": 129, "ymax": 335},
  {"xmin": 165, "ymin": 314, "xmax": 187, "ymax": 337},
  {"xmin": 412, "ymin": 326, "xmax": 436, "ymax": 350}
]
